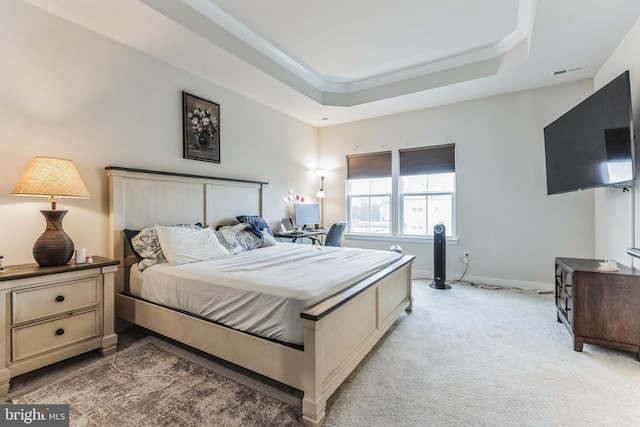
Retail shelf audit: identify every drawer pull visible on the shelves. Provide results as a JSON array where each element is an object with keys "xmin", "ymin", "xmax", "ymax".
[
  {"xmin": 55, "ymin": 295, "xmax": 65, "ymax": 302},
  {"xmin": 55, "ymin": 328, "xmax": 65, "ymax": 336}
]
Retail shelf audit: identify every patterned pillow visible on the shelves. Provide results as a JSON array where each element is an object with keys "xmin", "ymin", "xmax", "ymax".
[
  {"xmin": 236, "ymin": 215, "xmax": 274, "ymax": 237},
  {"xmin": 214, "ymin": 224, "xmax": 263, "ymax": 254},
  {"xmin": 131, "ymin": 224, "xmax": 202, "ymax": 271},
  {"xmin": 124, "ymin": 229, "xmax": 144, "ymax": 261}
]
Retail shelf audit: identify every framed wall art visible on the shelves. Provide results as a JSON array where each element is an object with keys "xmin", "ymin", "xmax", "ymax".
[{"xmin": 183, "ymin": 92, "xmax": 220, "ymax": 163}]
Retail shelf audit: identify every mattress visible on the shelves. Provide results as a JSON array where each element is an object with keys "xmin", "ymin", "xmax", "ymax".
[{"xmin": 129, "ymin": 243, "xmax": 402, "ymax": 345}]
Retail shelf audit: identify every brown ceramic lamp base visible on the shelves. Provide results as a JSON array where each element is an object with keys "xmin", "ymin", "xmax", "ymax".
[{"xmin": 33, "ymin": 210, "xmax": 74, "ymax": 267}]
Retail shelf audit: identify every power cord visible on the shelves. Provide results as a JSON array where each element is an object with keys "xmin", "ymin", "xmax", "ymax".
[
  {"xmin": 446, "ymin": 262, "xmax": 468, "ymax": 284},
  {"xmin": 414, "ymin": 262, "xmax": 554, "ymax": 295},
  {"xmin": 111, "ymin": 350, "xmax": 175, "ymax": 397},
  {"xmin": 460, "ymin": 280, "xmax": 553, "ymax": 294}
]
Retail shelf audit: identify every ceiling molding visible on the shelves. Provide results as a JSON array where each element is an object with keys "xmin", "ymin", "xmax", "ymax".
[
  {"xmin": 170, "ymin": 0, "xmax": 537, "ymax": 106},
  {"xmin": 181, "ymin": 0, "xmax": 326, "ymax": 90},
  {"xmin": 21, "ymin": 0, "xmax": 640, "ymax": 127}
]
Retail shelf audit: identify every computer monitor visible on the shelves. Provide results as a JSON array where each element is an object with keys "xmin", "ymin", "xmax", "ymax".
[{"xmin": 294, "ymin": 203, "xmax": 321, "ymax": 227}]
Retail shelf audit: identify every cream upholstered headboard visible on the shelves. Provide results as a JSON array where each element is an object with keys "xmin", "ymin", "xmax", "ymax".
[{"xmin": 106, "ymin": 166, "xmax": 268, "ymax": 293}]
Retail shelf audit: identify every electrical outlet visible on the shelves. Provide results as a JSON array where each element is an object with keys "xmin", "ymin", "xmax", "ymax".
[{"xmin": 463, "ymin": 252, "xmax": 470, "ymax": 264}]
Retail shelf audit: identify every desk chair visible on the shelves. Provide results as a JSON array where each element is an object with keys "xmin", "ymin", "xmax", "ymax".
[{"xmin": 324, "ymin": 221, "xmax": 346, "ymax": 247}]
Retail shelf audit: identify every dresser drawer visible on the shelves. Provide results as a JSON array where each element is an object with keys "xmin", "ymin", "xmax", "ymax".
[
  {"xmin": 12, "ymin": 277, "xmax": 100, "ymax": 324},
  {"xmin": 12, "ymin": 309, "xmax": 100, "ymax": 362}
]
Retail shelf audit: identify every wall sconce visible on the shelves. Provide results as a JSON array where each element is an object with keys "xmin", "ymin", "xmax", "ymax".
[{"xmin": 11, "ymin": 157, "xmax": 90, "ymax": 266}]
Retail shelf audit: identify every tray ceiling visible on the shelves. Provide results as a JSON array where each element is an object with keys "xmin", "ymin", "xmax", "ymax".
[{"xmin": 20, "ymin": 0, "xmax": 640, "ymax": 126}]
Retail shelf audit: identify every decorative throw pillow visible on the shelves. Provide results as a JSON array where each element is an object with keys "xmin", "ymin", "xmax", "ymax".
[
  {"xmin": 214, "ymin": 223, "xmax": 263, "ymax": 254},
  {"xmin": 131, "ymin": 227, "xmax": 166, "ymax": 271},
  {"xmin": 236, "ymin": 215, "xmax": 274, "ymax": 237},
  {"xmin": 236, "ymin": 226, "xmax": 264, "ymax": 251},
  {"xmin": 130, "ymin": 224, "xmax": 202, "ymax": 271},
  {"xmin": 155, "ymin": 226, "xmax": 230, "ymax": 265}
]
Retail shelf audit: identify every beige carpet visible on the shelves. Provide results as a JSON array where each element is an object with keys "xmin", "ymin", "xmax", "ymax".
[
  {"xmin": 12, "ymin": 337, "xmax": 301, "ymax": 426},
  {"xmin": 8, "ymin": 279, "xmax": 640, "ymax": 426},
  {"xmin": 324, "ymin": 279, "xmax": 640, "ymax": 426}
]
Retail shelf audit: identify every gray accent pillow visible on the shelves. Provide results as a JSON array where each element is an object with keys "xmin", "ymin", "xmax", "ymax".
[{"xmin": 214, "ymin": 224, "xmax": 262, "ymax": 255}]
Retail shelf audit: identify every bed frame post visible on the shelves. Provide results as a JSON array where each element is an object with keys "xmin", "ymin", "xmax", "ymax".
[
  {"xmin": 107, "ymin": 171, "xmax": 126, "ymax": 295},
  {"xmin": 302, "ymin": 318, "xmax": 325, "ymax": 427}
]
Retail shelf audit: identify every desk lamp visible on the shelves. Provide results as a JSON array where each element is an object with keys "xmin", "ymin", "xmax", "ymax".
[{"xmin": 11, "ymin": 157, "xmax": 90, "ymax": 266}]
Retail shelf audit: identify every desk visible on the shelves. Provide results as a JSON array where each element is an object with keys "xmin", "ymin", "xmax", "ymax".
[{"xmin": 274, "ymin": 229, "xmax": 328, "ymax": 244}]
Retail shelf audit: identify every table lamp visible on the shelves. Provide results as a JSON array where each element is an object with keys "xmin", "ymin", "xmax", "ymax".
[{"xmin": 11, "ymin": 157, "xmax": 90, "ymax": 266}]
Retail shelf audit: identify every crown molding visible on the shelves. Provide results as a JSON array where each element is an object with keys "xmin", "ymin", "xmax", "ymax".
[{"xmin": 172, "ymin": 0, "xmax": 537, "ymax": 106}]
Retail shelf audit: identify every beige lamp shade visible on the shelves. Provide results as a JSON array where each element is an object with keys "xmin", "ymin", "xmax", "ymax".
[
  {"xmin": 11, "ymin": 157, "xmax": 91, "ymax": 201},
  {"xmin": 11, "ymin": 157, "xmax": 90, "ymax": 267}
]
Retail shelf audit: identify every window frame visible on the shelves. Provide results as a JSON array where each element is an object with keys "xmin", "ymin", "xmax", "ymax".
[
  {"xmin": 347, "ymin": 190, "xmax": 392, "ymax": 235},
  {"xmin": 398, "ymin": 173, "xmax": 456, "ymax": 238},
  {"xmin": 345, "ymin": 145, "xmax": 457, "ymax": 241},
  {"xmin": 345, "ymin": 151, "xmax": 393, "ymax": 235}
]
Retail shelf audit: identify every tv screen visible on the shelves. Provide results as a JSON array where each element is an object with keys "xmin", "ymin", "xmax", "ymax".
[
  {"xmin": 544, "ymin": 70, "xmax": 635, "ymax": 195},
  {"xmin": 294, "ymin": 203, "xmax": 321, "ymax": 226}
]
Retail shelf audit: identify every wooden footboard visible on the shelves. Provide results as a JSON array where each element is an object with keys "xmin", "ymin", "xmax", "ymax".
[{"xmin": 300, "ymin": 255, "xmax": 413, "ymax": 426}]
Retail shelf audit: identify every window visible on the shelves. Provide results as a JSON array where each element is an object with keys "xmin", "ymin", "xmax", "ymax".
[
  {"xmin": 399, "ymin": 145, "xmax": 456, "ymax": 237},
  {"xmin": 346, "ymin": 152, "xmax": 392, "ymax": 234},
  {"xmin": 346, "ymin": 146, "xmax": 456, "ymax": 238}
]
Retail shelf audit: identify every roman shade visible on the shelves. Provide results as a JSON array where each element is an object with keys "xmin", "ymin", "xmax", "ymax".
[
  {"xmin": 399, "ymin": 144, "xmax": 455, "ymax": 176},
  {"xmin": 346, "ymin": 151, "xmax": 392, "ymax": 179}
]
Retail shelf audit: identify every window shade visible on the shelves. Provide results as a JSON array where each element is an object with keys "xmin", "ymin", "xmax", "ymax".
[
  {"xmin": 399, "ymin": 144, "xmax": 455, "ymax": 176},
  {"xmin": 347, "ymin": 151, "xmax": 392, "ymax": 179}
]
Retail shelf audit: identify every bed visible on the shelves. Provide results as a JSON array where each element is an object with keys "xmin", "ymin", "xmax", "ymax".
[{"xmin": 107, "ymin": 166, "xmax": 414, "ymax": 427}]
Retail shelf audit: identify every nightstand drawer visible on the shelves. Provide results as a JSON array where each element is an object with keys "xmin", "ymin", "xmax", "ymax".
[
  {"xmin": 12, "ymin": 309, "xmax": 100, "ymax": 362},
  {"xmin": 12, "ymin": 277, "xmax": 100, "ymax": 324}
]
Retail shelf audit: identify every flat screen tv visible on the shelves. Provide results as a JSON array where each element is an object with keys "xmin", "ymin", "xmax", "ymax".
[{"xmin": 544, "ymin": 70, "xmax": 635, "ymax": 195}]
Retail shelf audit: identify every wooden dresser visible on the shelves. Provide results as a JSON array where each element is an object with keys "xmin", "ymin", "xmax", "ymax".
[
  {"xmin": 0, "ymin": 256, "xmax": 119, "ymax": 396},
  {"xmin": 555, "ymin": 257, "xmax": 640, "ymax": 359}
]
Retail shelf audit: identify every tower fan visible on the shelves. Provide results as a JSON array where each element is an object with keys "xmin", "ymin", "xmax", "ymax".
[{"xmin": 430, "ymin": 223, "xmax": 450, "ymax": 289}]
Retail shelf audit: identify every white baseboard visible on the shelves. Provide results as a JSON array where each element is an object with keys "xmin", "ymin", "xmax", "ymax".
[{"xmin": 411, "ymin": 269, "xmax": 553, "ymax": 293}]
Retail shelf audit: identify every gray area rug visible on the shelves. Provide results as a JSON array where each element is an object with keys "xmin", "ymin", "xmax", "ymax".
[{"xmin": 12, "ymin": 338, "xmax": 301, "ymax": 427}]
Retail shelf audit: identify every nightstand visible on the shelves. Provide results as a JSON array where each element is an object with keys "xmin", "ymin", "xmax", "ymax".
[{"xmin": 0, "ymin": 256, "xmax": 119, "ymax": 396}]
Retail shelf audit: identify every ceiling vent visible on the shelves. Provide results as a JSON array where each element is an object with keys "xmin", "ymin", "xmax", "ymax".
[{"xmin": 551, "ymin": 66, "xmax": 585, "ymax": 76}]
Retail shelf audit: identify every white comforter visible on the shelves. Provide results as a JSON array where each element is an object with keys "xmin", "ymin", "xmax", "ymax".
[{"xmin": 131, "ymin": 244, "xmax": 402, "ymax": 345}]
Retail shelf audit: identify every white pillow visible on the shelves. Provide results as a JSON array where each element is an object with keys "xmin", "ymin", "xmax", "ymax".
[
  {"xmin": 261, "ymin": 228, "xmax": 278, "ymax": 247},
  {"xmin": 155, "ymin": 225, "xmax": 230, "ymax": 265}
]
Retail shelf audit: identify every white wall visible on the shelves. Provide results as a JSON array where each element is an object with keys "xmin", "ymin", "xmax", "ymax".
[
  {"xmin": 2, "ymin": 0, "xmax": 623, "ymax": 289},
  {"xmin": 593, "ymin": 16, "xmax": 640, "ymax": 266},
  {"xmin": 0, "ymin": 0, "xmax": 318, "ymax": 265},
  {"xmin": 319, "ymin": 81, "xmax": 595, "ymax": 289}
]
